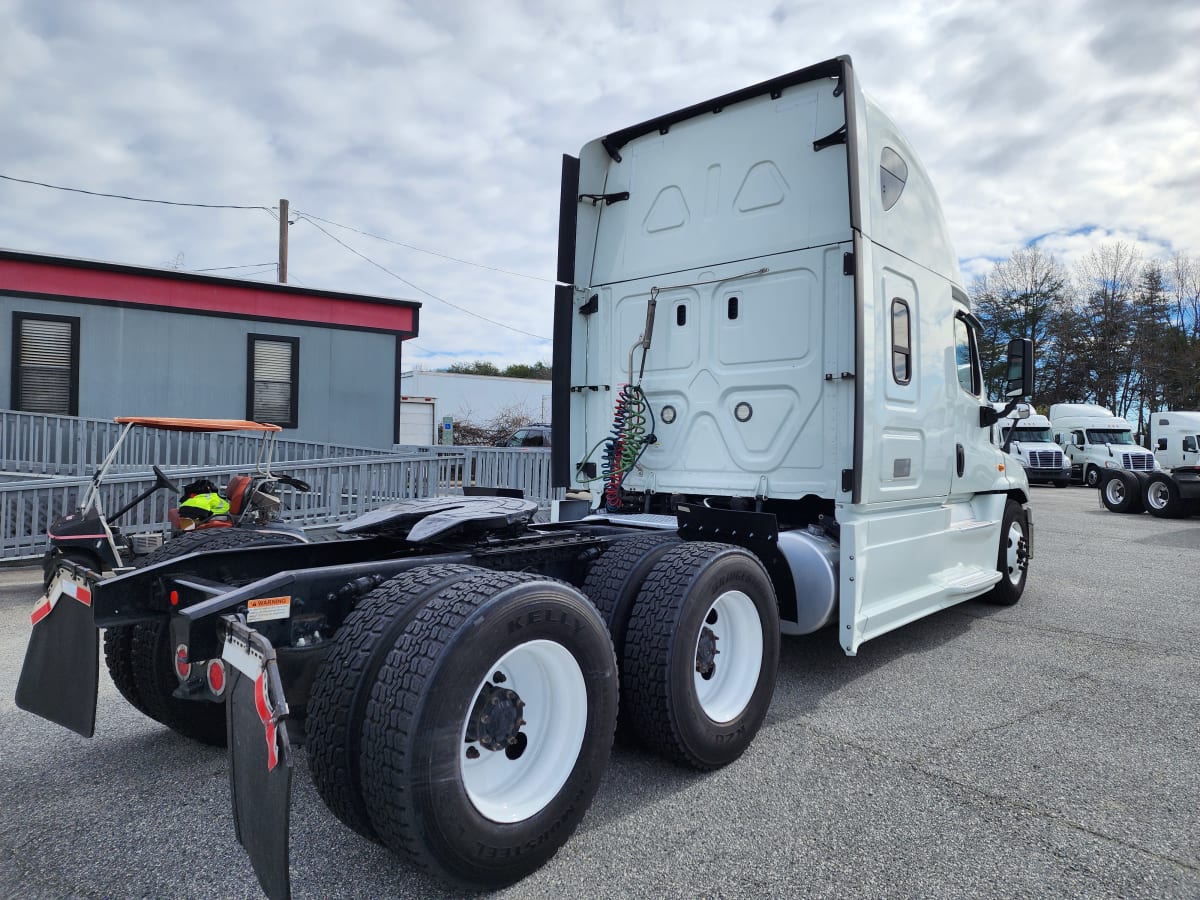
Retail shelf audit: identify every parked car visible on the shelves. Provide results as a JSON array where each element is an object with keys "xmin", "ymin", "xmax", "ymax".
[{"xmin": 502, "ymin": 423, "xmax": 552, "ymax": 448}]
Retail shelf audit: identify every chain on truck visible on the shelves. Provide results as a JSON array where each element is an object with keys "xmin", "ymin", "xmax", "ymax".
[{"xmin": 16, "ymin": 55, "xmax": 1035, "ymax": 899}]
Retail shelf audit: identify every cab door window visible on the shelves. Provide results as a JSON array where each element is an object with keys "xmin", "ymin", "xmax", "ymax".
[{"xmin": 953, "ymin": 316, "xmax": 981, "ymax": 396}]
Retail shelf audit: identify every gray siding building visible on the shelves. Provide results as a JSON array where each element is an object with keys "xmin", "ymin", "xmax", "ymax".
[{"xmin": 0, "ymin": 250, "xmax": 419, "ymax": 447}]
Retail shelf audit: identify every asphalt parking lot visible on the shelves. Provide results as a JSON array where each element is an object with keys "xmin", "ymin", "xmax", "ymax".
[{"xmin": 0, "ymin": 486, "xmax": 1197, "ymax": 899}]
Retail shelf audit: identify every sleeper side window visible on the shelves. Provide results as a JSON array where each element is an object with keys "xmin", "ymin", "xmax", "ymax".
[{"xmin": 891, "ymin": 299, "xmax": 911, "ymax": 384}]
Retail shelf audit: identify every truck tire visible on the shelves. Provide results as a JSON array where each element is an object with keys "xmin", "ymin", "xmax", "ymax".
[
  {"xmin": 1100, "ymin": 470, "xmax": 1143, "ymax": 514},
  {"xmin": 983, "ymin": 500, "xmax": 1029, "ymax": 606},
  {"xmin": 580, "ymin": 530, "xmax": 680, "ymax": 667},
  {"xmin": 621, "ymin": 542, "xmax": 780, "ymax": 770},
  {"xmin": 119, "ymin": 529, "xmax": 304, "ymax": 745},
  {"xmin": 359, "ymin": 571, "xmax": 618, "ymax": 889},
  {"xmin": 129, "ymin": 618, "xmax": 229, "ymax": 746},
  {"xmin": 305, "ymin": 564, "xmax": 487, "ymax": 842},
  {"xmin": 1143, "ymin": 472, "xmax": 1188, "ymax": 518},
  {"xmin": 1084, "ymin": 466, "xmax": 1101, "ymax": 488}
]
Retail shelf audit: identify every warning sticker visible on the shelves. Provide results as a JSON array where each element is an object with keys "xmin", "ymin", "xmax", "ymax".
[{"xmin": 246, "ymin": 596, "xmax": 292, "ymax": 623}]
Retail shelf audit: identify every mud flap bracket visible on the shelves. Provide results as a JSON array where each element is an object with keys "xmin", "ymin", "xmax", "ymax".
[{"xmin": 222, "ymin": 616, "xmax": 293, "ymax": 900}]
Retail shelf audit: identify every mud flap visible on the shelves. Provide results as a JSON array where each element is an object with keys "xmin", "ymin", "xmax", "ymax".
[
  {"xmin": 222, "ymin": 618, "xmax": 293, "ymax": 900},
  {"xmin": 15, "ymin": 568, "xmax": 99, "ymax": 738}
]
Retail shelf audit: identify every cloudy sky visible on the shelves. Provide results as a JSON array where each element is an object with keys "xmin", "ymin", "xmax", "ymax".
[{"xmin": 2, "ymin": 0, "xmax": 1198, "ymax": 370}]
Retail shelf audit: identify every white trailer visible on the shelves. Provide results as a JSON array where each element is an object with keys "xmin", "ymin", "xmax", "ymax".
[
  {"xmin": 1048, "ymin": 403, "xmax": 1158, "ymax": 487},
  {"xmin": 398, "ymin": 370, "xmax": 551, "ymax": 441}
]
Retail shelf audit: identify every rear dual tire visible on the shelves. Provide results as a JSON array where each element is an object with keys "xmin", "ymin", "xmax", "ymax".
[
  {"xmin": 309, "ymin": 569, "xmax": 618, "ymax": 889},
  {"xmin": 1100, "ymin": 470, "xmax": 1144, "ymax": 514},
  {"xmin": 1143, "ymin": 472, "xmax": 1190, "ymax": 518},
  {"xmin": 105, "ymin": 529, "xmax": 304, "ymax": 744},
  {"xmin": 620, "ymin": 542, "xmax": 780, "ymax": 770}
]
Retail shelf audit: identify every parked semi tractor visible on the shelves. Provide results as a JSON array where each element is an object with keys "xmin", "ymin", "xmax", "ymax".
[
  {"xmin": 1099, "ymin": 410, "xmax": 1200, "ymax": 516},
  {"xmin": 17, "ymin": 56, "xmax": 1035, "ymax": 899},
  {"xmin": 1049, "ymin": 403, "xmax": 1158, "ymax": 487},
  {"xmin": 994, "ymin": 404, "xmax": 1071, "ymax": 487}
]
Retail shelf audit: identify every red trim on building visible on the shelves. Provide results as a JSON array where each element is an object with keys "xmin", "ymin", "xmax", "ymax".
[{"xmin": 0, "ymin": 255, "xmax": 417, "ymax": 336}]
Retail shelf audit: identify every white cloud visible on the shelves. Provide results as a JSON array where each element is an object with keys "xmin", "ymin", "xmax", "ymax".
[{"xmin": 1, "ymin": 0, "xmax": 1198, "ymax": 369}]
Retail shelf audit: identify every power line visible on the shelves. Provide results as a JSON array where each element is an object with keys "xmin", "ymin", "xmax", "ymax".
[
  {"xmin": 294, "ymin": 210, "xmax": 559, "ymax": 285},
  {"xmin": 2, "ymin": 172, "xmax": 559, "ymax": 298},
  {"xmin": 295, "ymin": 213, "xmax": 551, "ymax": 342},
  {"xmin": 0, "ymin": 173, "xmax": 271, "ymax": 211},
  {"xmin": 192, "ymin": 262, "xmax": 277, "ymax": 272}
]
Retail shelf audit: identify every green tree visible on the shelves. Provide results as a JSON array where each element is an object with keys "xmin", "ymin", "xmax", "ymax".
[
  {"xmin": 502, "ymin": 362, "xmax": 551, "ymax": 379},
  {"xmin": 445, "ymin": 360, "xmax": 502, "ymax": 376}
]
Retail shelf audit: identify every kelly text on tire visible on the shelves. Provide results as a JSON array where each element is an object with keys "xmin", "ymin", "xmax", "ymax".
[
  {"xmin": 305, "ymin": 564, "xmax": 486, "ymax": 841},
  {"xmin": 621, "ymin": 541, "xmax": 781, "ymax": 770},
  {"xmin": 359, "ymin": 571, "xmax": 618, "ymax": 889}
]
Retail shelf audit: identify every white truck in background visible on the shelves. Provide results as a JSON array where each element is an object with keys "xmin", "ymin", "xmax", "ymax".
[
  {"xmin": 1100, "ymin": 410, "xmax": 1200, "ymax": 517},
  {"xmin": 1149, "ymin": 410, "xmax": 1200, "ymax": 471},
  {"xmin": 1049, "ymin": 403, "xmax": 1158, "ymax": 487},
  {"xmin": 994, "ymin": 404, "xmax": 1071, "ymax": 487}
]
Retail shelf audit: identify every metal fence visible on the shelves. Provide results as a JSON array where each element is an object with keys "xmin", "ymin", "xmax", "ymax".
[
  {"xmin": 0, "ymin": 447, "xmax": 560, "ymax": 561},
  {"xmin": 0, "ymin": 409, "xmax": 396, "ymax": 476}
]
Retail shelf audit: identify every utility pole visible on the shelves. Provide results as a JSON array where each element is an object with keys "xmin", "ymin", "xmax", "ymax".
[{"xmin": 277, "ymin": 198, "xmax": 289, "ymax": 283}]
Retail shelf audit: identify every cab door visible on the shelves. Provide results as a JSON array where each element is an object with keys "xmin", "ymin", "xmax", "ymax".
[{"xmin": 947, "ymin": 309, "xmax": 997, "ymax": 500}]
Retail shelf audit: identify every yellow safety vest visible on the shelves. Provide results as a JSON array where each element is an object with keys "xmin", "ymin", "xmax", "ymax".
[{"xmin": 180, "ymin": 492, "xmax": 231, "ymax": 517}]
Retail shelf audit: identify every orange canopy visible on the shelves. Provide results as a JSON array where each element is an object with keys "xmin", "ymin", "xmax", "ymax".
[{"xmin": 113, "ymin": 416, "xmax": 282, "ymax": 433}]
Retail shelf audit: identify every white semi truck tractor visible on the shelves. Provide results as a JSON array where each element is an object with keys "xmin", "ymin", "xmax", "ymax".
[
  {"xmin": 1100, "ymin": 410, "xmax": 1200, "ymax": 516},
  {"xmin": 19, "ymin": 56, "xmax": 1035, "ymax": 898},
  {"xmin": 1049, "ymin": 403, "xmax": 1158, "ymax": 487},
  {"xmin": 995, "ymin": 404, "xmax": 1071, "ymax": 487}
]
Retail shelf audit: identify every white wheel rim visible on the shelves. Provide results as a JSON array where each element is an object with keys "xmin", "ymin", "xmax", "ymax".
[
  {"xmin": 1106, "ymin": 480, "xmax": 1124, "ymax": 504},
  {"xmin": 1147, "ymin": 482, "xmax": 1168, "ymax": 510},
  {"xmin": 1004, "ymin": 522, "xmax": 1026, "ymax": 585},
  {"xmin": 460, "ymin": 639, "xmax": 587, "ymax": 823},
  {"xmin": 693, "ymin": 590, "xmax": 763, "ymax": 723}
]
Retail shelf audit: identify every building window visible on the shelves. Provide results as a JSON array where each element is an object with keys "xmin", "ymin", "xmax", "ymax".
[
  {"xmin": 247, "ymin": 334, "xmax": 299, "ymax": 427},
  {"xmin": 11, "ymin": 312, "xmax": 80, "ymax": 415},
  {"xmin": 891, "ymin": 299, "xmax": 911, "ymax": 384}
]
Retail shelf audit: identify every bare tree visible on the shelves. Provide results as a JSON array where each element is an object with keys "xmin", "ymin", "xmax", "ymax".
[
  {"xmin": 1073, "ymin": 242, "xmax": 1142, "ymax": 415},
  {"xmin": 970, "ymin": 246, "xmax": 1069, "ymax": 400}
]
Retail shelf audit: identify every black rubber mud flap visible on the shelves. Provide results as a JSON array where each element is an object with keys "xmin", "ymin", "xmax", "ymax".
[
  {"xmin": 15, "ymin": 568, "xmax": 99, "ymax": 737},
  {"xmin": 222, "ymin": 618, "xmax": 293, "ymax": 900}
]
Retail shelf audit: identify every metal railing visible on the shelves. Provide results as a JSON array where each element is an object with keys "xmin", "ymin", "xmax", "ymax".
[
  {"xmin": 0, "ymin": 409, "xmax": 397, "ymax": 476},
  {"xmin": 1, "ymin": 447, "xmax": 561, "ymax": 561},
  {"xmin": 0, "ymin": 455, "xmax": 457, "ymax": 560}
]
